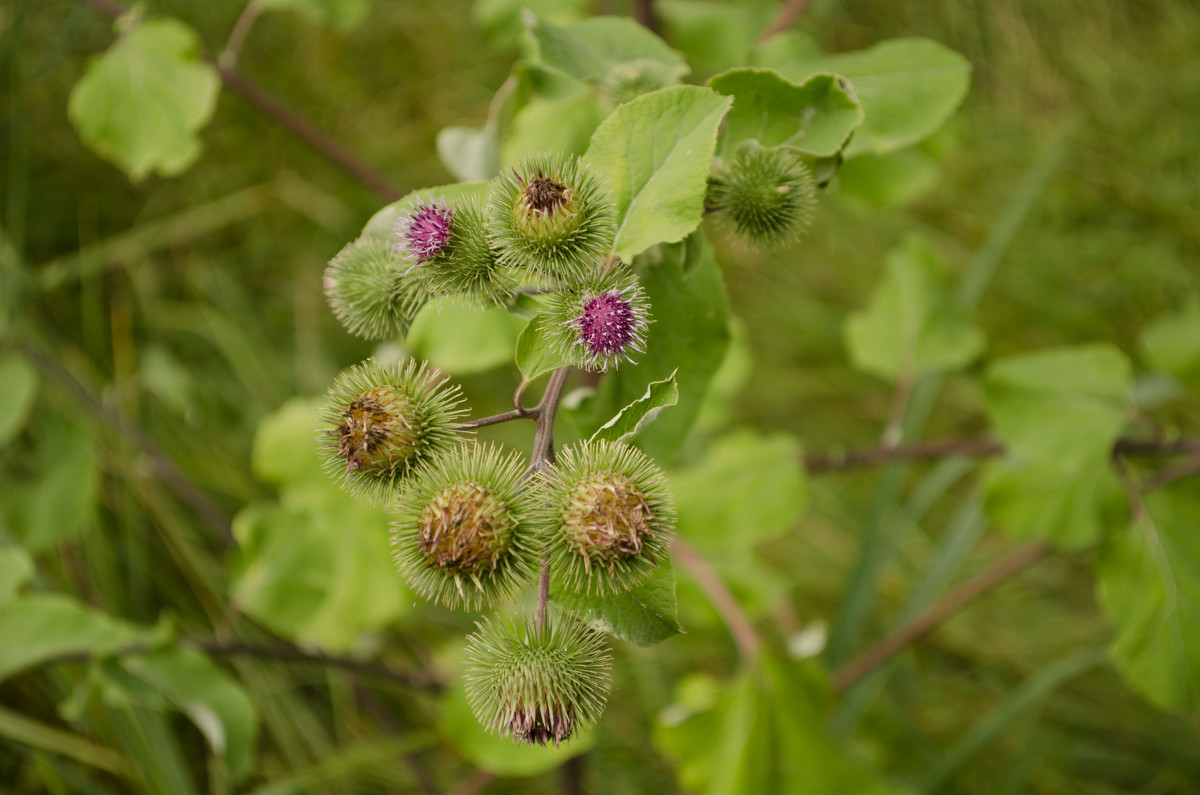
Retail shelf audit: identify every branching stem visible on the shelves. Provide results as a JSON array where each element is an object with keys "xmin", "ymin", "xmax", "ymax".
[{"xmin": 673, "ymin": 538, "xmax": 760, "ymax": 667}]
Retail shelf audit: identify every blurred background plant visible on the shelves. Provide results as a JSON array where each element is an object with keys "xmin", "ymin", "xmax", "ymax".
[{"xmin": 2, "ymin": 0, "xmax": 1199, "ymax": 792}]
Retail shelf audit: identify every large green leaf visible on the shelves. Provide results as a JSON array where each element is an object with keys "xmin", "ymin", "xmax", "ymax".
[
  {"xmin": 844, "ymin": 235, "xmax": 984, "ymax": 382},
  {"xmin": 1098, "ymin": 484, "xmax": 1200, "ymax": 712},
  {"xmin": 983, "ymin": 344, "xmax": 1132, "ymax": 464},
  {"xmin": 757, "ymin": 37, "xmax": 970, "ymax": 158},
  {"xmin": 708, "ymin": 68, "xmax": 863, "ymax": 159},
  {"xmin": 568, "ymin": 237, "xmax": 730, "ymax": 461},
  {"xmin": 655, "ymin": 654, "xmax": 905, "ymax": 794},
  {"xmin": 0, "ymin": 595, "xmax": 148, "ymax": 682},
  {"xmin": 525, "ymin": 14, "xmax": 686, "ymax": 83},
  {"xmin": 258, "ymin": 0, "xmax": 372, "ymax": 29},
  {"xmin": 515, "ymin": 314, "xmax": 572, "ymax": 383},
  {"xmin": 552, "ymin": 560, "xmax": 682, "ymax": 646},
  {"xmin": 983, "ymin": 457, "xmax": 1125, "ymax": 549},
  {"xmin": 583, "ymin": 86, "xmax": 731, "ymax": 261},
  {"xmin": 1140, "ymin": 296, "xmax": 1200, "ymax": 390},
  {"xmin": 68, "ymin": 19, "xmax": 219, "ymax": 180},
  {"xmin": 120, "ymin": 647, "xmax": 258, "ymax": 781},
  {"xmin": 15, "ymin": 426, "xmax": 99, "ymax": 552},
  {"xmin": 657, "ymin": 1, "xmax": 774, "ymax": 78},
  {"xmin": 501, "ymin": 91, "xmax": 603, "ymax": 165},
  {"xmin": 407, "ymin": 300, "xmax": 528, "ymax": 375},
  {"xmin": 475, "ymin": 0, "xmax": 588, "ymax": 50},
  {"xmin": 591, "ymin": 370, "xmax": 679, "ymax": 445},
  {"xmin": 0, "ymin": 354, "xmax": 38, "ymax": 446},
  {"xmin": 0, "ymin": 547, "xmax": 34, "ymax": 605}
]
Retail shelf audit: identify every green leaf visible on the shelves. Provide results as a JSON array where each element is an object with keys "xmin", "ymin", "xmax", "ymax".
[
  {"xmin": 515, "ymin": 314, "xmax": 573, "ymax": 383},
  {"xmin": 525, "ymin": 14, "xmax": 686, "ymax": 83},
  {"xmin": 1140, "ymin": 296, "xmax": 1200, "ymax": 390},
  {"xmin": 983, "ymin": 458, "xmax": 1125, "ymax": 549},
  {"xmin": 670, "ymin": 430, "xmax": 807, "ymax": 556},
  {"xmin": 658, "ymin": 1, "xmax": 774, "ymax": 78},
  {"xmin": 474, "ymin": 0, "xmax": 588, "ymax": 50},
  {"xmin": 757, "ymin": 37, "xmax": 970, "ymax": 158},
  {"xmin": 438, "ymin": 678, "xmax": 593, "ymax": 776},
  {"xmin": 552, "ymin": 560, "xmax": 683, "ymax": 646},
  {"xmin": 17, "ymin": 427, "xmax": 99, "ymax": 552},
  {"xmin": 407, "ymin": 299, "xmax": 528, "ymax": 375},
  {"xmin": 258, "ymin": 0, "xmax": 371, "ymax": 30},
  {"xmin": 591, "ymin": 370, "xmax": 679, "ymax": 445},
  {"xmin": 68, "ymin": 19, "xmax": 220, "ymax": 180},
  {"xmin": 501, "ymin": 92, "xmax": 603, "ymax": 165},
  {"xmin": 361, "ymin": 181, "xmax": 491, "ymax": 239},
  {"xmin": 836, "ymin": 146, "xmax": 941, "ymax": 207},
  {"xmin": 655, "ymin": 654, "xmax": 905, "ymax": 794},
  {"xmin": 983, "ymin": 344, "xmax": 1133, "ymax": 464},
  {"xmin": 0, "ymin": 547, "xmax": 34, "ymax": 605},
  {"xmin": 568, "ymin": 237, "xmax": 730, "ymax": 460},
  {"xmin": 844, "ymin": 235, "xmax": 985, "ymax": 382},
  {"xmin": 1098, "ymin": 484, "xmax": 1200, "ymax": 711},
  {"xmin": 583, "ymin": 86, "xmax": 731, "ymax": 261},
  {"xmin": 0, "ymin": 595, "xmax": 148, "ymax": 683},
  {"xmin": 0, "ymin": 354, "xmax": 38, "ymax": 446},
  {"xmin": 251, "ymin": 397, "xmax": 327, "ymax": 488},
  {"xmin": 437, "ymin": 126, "xmax": 500, "ymax": 182},
  {"xmin": 120, "ymin": 647, "xmax": 258, "ymax": 781},
  {"xmin": 708, "ymin": 68, "xmax": 863, "ymax": 159}
]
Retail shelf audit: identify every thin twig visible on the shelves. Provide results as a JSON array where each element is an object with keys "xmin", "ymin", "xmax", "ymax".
[
  {"xmin": 528, "ymin": 367, "xmax": 572, "ymax": 475},
  {"xmin": 457, "ymin": 407, "xmax": 535, "ymax": 430},
  {"xmin": 75, "ymin": 0, "xmax": 403, "ymax": 201},
  {"xmin": 219, "ymin": 0, "xmax": 264, "ymax": 70},
  {"xmin": 1145, "ymin": 454, "xmax": 1200, "ymax": 491},
  {"xmin": 831, "ymin": 541, "xmax": 1050, "ymax": 692},
  {"xmin": 757, "ymin": 0, "xmax": 814, "ymax": 43},
  {"xmin": 672, "ymin": 537, "xmax": 760, "ymax": 666}
]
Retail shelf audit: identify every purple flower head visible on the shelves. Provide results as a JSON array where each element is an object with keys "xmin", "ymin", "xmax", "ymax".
[
  {"xmin": 568, "ymin": 286, "xmax": 647, "ymax": 370},
  {"xmin": 395, "ymin": 199, "xmax": 453, "ymax": 266}
]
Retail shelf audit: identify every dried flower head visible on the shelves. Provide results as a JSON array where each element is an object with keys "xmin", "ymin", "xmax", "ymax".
[
  {"xmin": 391, "ymin": 443, "xmax": 538, "ymax": 611},
  {"xmin": 324, "ymin": 235, "xmax": 428, "ymax": 340},
  {"xmin": 318, "ymin": 358, "xmax": 467, "ymax": 505},
  {"xmin": 706, "ymin": 142, "xmax": 817, "ymax": 250},
  {"xmin": 486, "ymin": 152, "xmax": 616, "ymax": 281},
  {"xmin": 395, "ymin": 197, "xmax": 454, "ymax": 265},
  {"xmin": 547, "ymin": 266, "xmax": 650, "ymax": 372},
  {"xmin": 464, "ymin": 614, "xmax": 612, "ymax": 746},
  {"xmin": 535, "ymin": 440, "xmax": 675, "ymax": 596}
]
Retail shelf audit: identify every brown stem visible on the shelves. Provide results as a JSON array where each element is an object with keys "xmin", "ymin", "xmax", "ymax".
[
  {"xmin": 673, "ymin": 538, "xmax": 760, "ymax": 666},
  {"xmin": 219, "ymin": 0, "xmax": 264, "ymax": 70},
  {"xmin": 831, "ymin": 541, "xmax": 1050, "ymax": 692},
  {"xmin": 75, "ymin": 0, "xmax": 403, "ymax": 201},
  {"xmin": 631, "ymin": 0, "xmax": 661, "ymax": 35},
  {"xmin": 758, "ymin": 0, "xmax": 814, "ymax": 43},
  {"xmin": 457, "ymin": 407, "xmax": 535, "ymax": 430},
  {"xmin": 528, "ymin": 367, "xmax": 572, "ymax": 475}
]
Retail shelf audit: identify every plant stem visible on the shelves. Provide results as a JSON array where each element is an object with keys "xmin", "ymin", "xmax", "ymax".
[
  {"xmin": 631, "ymin": 0, "xmax": 661, "ymax": 35},
  {"xmin": 458, "ymin": 407, "xmax": 535, "ymax": 430},
  {"xmin": 758, "ymin": 0, "xmax": 814, "ymax": 43},
  {"xmin": 673, "ymin": 538, "xmax": 760, "ymax": 667},
  {"xmin": 219, "ymin": 0, "xmax": 264, "ymax": 70},
  {"xmin": 527, "ymin": 367, "xmax": 571, "ymax": 631},
  {"xmin": 831, "ymin": 540, "xmax": 1050, "ymax": 692}
]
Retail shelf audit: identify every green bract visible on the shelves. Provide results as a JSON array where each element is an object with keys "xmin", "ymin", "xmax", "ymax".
[
  {"xmin": 535, "ymin": 440, "xmax": 675, "ymax": 597},
  {"xmin": 464, "ymin": 614, "xmax": 612, "ymax": 747},
  {"xmin": 323, "ymin": 236, "xmax": 428, "ymax": 340},
  {"xmin": 391, "ymin": 443, "xmax": 539, "ymax": 611},
  {"xmin": 318, "ymin": 358, "xmax": 467, "ymax": 506},
  {"xmin": 486, "ymin": 152, "xmax": 617, "ymax": 281},
  {"xmin": 707, "ymin": 143, "xmax": 817, "ymax": 250},
  {"xmin": 416, "ymin": 197, "xmax": 515, "ymax": 307}
]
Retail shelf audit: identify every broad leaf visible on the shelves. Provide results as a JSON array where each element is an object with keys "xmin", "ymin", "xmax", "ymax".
[
  {"xmin": 0, "ymin": 547, "xmax": 34, "ymax": 605},
  {"xmin": 591, "ymin": 371, "xmax": 679, "ymax": 445},
  {"xmin": 121, "ymin": 647, "xmax": 258, "ymax": 781},
  {"xmin": 15, "ymin": 427, "xmax": 99, "ymax": 552},
  {"xmin": 655, "ymin": 654, "xmax": 905, "ymax": 794},
  {"xmin": 0, "ymin": 354, "xmax": 38, "ymax": 446},
  {"xmin": 525, "ymin": 14, "xmax": 686, "ymax": 83},
  {"xmin": 258, "ymin": 0, "xmax": 371, "ymax": 30},
  {"xmin": 475, "ymin": 0, "xmax": 588, "ymax": 50},
  {"xmin": 984, "ymin": 344, "xmax": 1132, "ymax": 464},
  {"xmin": 657, "ymin": 1, "xmax": 774, "ymax": 77},
  {"xmin": 1140, "ymin": 296, "xmax": 1200, "ymax": 390},
  {"xmin": 584, "ymin": 86, "xmax": 731, "ymax": 261},
  {"xmin": 1098, "ymin": 484, "xmax": 1200, "ymax": 712},
  {"xmin": 437, "ymin": 126, "xmax": 500, "ymax": 182},
  {"xmin": 501, "ymin": 92, "xmax": 603, "ymax": 164},
  {"xmin": 708, "ymin": 68, "xmax": 863, "ymax": 159},
  {"xmin": 515, "ymin": 314, "xmax": 572, "ymax": 383},
  {"xmin": 68, "ymin": 19, "xmax": 219, "ymax": 180},
  {"xmin": 757, "ymin": 37, "xmax": 970, "ymax": 158},
  {"xmin": 984, "ymin": 458, "xmax": 1125, "ymax": 549},
  {"xmin": 0, "ymin": 595, "xmax": 148, "ymax": 682},
  {"xmin": 407, "ymin": 300, "xmax": 528, "ymax": 375},
  {"xmin": 836, "ymin": 146, "xmax": 941, "ymax": 207},
  {"xmin": 844, "ymin": 236, "xmax": 984, "ymax": 382},
  {"xmin": 552, "ymin": 560, "xmax": 683, "ymax": 646}
]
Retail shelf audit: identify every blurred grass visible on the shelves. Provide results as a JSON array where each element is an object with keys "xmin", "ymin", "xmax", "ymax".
[{"xmin": 2, "ymin": 0, "xmax": 1200, "ymax": 792}]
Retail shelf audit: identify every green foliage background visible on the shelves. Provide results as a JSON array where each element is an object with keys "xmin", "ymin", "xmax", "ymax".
[{"xmin": 1, "ymin": 0, "xmax": 1199, "ymax": 793}]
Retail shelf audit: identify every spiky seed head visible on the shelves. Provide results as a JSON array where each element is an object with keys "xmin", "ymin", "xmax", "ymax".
[
  {"xmin": 486, "ymin": 152, "xmax": 616, "ymax": 281},
  {"xmin": 546, "ymin": 266, "xmax": 650, "ymax": 372},
  {"xmin": 318, "ymin": 358, "xmax": 467, "ymax": 505},
  {"xmin": 395, "ymin": 197, "xmax": 454, "ymax": 265},
  {"xmin": 535, "ymin": 440, "xmax": 675, "ymax": 596},
  {"xmin": 600, "ymin": 58, "xmax": 688, "ymax": 109},
  {"xmin": 417, "ymin": 197, "xmax": 514, "ymax": 307},
  {"xmin": 391, "ymin": 443, "xmax": 538, "ymax": 611},
  {"xmin": 706, "ymin": 142, "xmax": 817, "ymax": 250},
  {"xmin": 464, "ymin": 615, "xmax": 612, "ymax": 746},
  {"xmin": 324, "ymin": 236, "xmax": 429, "ymax": 340}
]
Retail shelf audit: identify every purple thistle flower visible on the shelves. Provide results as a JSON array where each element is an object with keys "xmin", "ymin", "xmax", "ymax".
[
  {"xmin": 567, "ymin": 287, "xmax": 647, "ymax": 370},
  {"xmin": 395, "ymin": 199, "xmax": 453, "ymax": 266}
]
